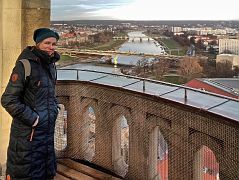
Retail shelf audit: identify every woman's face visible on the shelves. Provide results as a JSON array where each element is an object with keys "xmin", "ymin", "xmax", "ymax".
[{"xmin": 37, "ymin": 37, "xmax": 57, "ymax": 56}]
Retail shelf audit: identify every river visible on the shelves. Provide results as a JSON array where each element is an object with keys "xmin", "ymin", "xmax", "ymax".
[{"xmin": 61, "ymin": 31, "xmax": 164, "ymax": 71}]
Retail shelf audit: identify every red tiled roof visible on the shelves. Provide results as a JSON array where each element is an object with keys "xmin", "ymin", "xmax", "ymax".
[
  {"xmin": 203, "ymin": 147, "xmax": 219, "ymax": 172},
  {"xmin": 61, "ymin": 33, "xmax": 76, "ymax": 38},
  {"xmin": 185, "ymin": 79, "xmax": 238, "ymax": 99},
  {"xmin": 158, "ymin": 156, "xmax": 168, "ymax": 180},
  {"xmin": 203, "ymin": 173, "xmax": 218, "ymax": 180},
  {"xmin": 156, "ymin": 148, "xmax": 219, "ymax": 179}
]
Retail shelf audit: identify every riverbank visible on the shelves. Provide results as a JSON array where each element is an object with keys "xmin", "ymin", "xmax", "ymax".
[
  {"xmin": 144, "ymin": 32, "xmax": 187, "ymax": 56},
  {"xmin": 56, "ymin": 55, "xmax": 101, "ymax": 68},
  {"xmin": 56, "ymin": 54, "xmax": 133, "ymax": 71},
  {"xmin": 57, "ymin": 36, "xmax": 128, "ymax": 68}
]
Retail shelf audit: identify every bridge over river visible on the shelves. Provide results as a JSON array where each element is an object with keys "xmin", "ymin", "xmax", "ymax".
[{"xmin": 58, "ymin": 48, "xmax": 184, "ymax": 60}]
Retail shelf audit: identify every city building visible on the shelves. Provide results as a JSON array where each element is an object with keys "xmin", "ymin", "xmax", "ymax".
[
  {"xmin": 216, "ymin": 54, "xmax": 239, "ymax": 69},
  {"xmin": 171, "ymin": 26, "xmax": 182, "ymax": 33},
  {"xmin": 219, "ymin": 38, "xmax": 239, "ymax": 55}
]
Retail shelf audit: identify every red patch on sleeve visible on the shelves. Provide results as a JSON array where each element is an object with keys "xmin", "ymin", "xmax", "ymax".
[
  {"xmin": 11, "ymin": 73, "xmax": 19, "ymax": 82},
  {"xmin": 7, "ymin": 174, "xmax": 11, "ymax": 180}
]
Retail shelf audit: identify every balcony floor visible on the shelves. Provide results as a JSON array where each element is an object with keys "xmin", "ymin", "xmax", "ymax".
[{"xmin": 55, "ymin": 159, "xmax": 123, "ymax": 180}]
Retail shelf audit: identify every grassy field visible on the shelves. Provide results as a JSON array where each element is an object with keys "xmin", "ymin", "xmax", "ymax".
[
  {"xmin": 144, "ymin": 32, "xmax": 187, "ymax": 56},
  {"xmin": 160, "ymin": 38, "xmax": 181, "ymax": 49},
  {"xmin": 160, "ymin": 38, "xmax": 187, "ymax": 56},
  {"xmin": 163, "ymin": 74, "xmax": 187, "ymax": 84},
  {"xmin": 59, "ymin": 55, "xmax": 75, "ymax": 61}
]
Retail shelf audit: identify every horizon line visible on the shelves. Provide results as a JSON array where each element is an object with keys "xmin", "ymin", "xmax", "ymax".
[{"xmin": 51, "ymin": 19, "xmax": 239, "ymax": 22}]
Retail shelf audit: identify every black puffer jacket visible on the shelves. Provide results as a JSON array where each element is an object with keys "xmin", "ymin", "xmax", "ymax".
[{"xmin": 1, "ymin": 46, "xmax": 60, "ymax": 180}]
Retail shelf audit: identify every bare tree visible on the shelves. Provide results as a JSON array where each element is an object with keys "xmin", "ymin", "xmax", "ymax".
[
  {"xmin": 153, "ymin": 59, "xmax": 170, "ymax": 79},
  {"xmin": 234, "ymin": 66, "xmax": 239, "ymax": 77},
  {"xmin": 216, "ymin": 61, "xmax": 234, "ymax": 78},
  {"xmin": 179, "ymin": 57, "xmax": 203, "ymax": 80}
]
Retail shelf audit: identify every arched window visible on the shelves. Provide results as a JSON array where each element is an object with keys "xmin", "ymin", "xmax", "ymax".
[
  {"xmin": 112, "ymin": 115, "xmax": 129, "ymax": 177},
  {"xmin": 194, "ymin": 145, "xmax": 219, "ymax": 180},
  {"xmin": 54, "ymin": 104, "xmax": 67, "ymax": 151},
  {"xmin": 83, "ymin": 106, "xmax": 96, "ymax": 162},
  {"xmin": 120, "ymin": 116, "xmax": 129, "ymax": 165},
  {"xmin": 149, "ymin": 126, "xmax": 168, "ymax": 180},
  {"xmin": 157, "ymin": 130, "xmax": 168, "ymax": 180}
]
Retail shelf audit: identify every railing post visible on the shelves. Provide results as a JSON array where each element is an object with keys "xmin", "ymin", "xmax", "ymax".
[
  {"xmin": 184, "ymin": 89, "xmax": 187, "ymax": 103},
  {"xmin": 76, "ymin": 69, "xmax": 79, "ymax": 80},
  {"xmin": 143, "ymin": 79, "xmax": 145, "ymax": 92}
]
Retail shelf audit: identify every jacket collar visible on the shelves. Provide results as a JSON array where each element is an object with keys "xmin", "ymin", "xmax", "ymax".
[{"xmin": 16, "ymin": 46, "xmax": 60, "ymax": 64}]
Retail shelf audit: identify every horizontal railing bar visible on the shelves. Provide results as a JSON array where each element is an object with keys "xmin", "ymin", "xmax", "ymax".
[{"xmin": 57, "ymin": 68, "xmax": 239, "ymax": 102}]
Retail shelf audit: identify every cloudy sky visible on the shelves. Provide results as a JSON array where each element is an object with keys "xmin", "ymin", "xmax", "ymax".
[{"xmin": 51, "ymin": 0, "xmax": 239, "ymax": 21}]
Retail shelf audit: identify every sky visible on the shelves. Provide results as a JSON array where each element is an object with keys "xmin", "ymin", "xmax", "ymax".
[{"xmin": 51, "ymin": 0, "xmax": 239, "ymax": 21}]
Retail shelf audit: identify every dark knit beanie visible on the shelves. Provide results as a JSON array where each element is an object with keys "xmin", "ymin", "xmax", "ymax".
[{"xmin": 33, "ymin": 28, "xmax": 59, "ymax": 44}]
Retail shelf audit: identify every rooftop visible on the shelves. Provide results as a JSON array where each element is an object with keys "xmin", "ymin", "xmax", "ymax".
[{"xmin": 186, "ymin": 78, "xmax": 239, "ymax": 97}]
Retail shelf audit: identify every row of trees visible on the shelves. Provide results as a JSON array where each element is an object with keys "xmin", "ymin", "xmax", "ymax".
[
  {"xmin": 131, "ymin": 56, "xmax": 238, "ymax": 84},
  {"xmin": 59, "ymin": 28, "xmax": 124, "ymax": 49}
]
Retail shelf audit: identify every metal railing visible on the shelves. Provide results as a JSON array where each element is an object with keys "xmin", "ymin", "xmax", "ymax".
[{"xmin": 57, "ymin": 68, "xmax": 239, "ymax": 122}]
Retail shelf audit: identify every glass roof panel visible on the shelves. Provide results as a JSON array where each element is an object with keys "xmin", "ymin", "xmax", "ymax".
[
  {"xmin": 90, "ymin": 75, "xmax": 139, "ymax": 87},
  {"xmin": 57, "ymin": 69, "xmax": 239, "ymax": 121},
  {"xmin": 125, "ymin": 81, "xmax": 178, "ymax": 96},
  {"xmin": 57, "ymin": 70, "xmax": 107, "ymax": 81},
  {"xmin": 209, "ymin": 100, "xmax": 239, "ymax": 121},
  {"xmin": 161, "ymin": 88, "xmax": 228, "ymax": 109}
]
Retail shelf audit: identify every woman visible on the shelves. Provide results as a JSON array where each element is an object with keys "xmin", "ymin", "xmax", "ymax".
[{"xmin": 1, "ymin": 28, "xmax": 60, "ymax": 180}]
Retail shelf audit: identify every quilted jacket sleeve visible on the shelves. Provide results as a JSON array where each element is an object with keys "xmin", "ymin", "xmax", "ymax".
[{"xmin": 1, "ymin": 61, "xmax": 38, "ymax": 126}]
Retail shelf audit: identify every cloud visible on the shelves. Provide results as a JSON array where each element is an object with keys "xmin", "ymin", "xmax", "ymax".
[
  {"xmin": 51, "ymin": 0, "xmax": 239, "ymax": 21},
  {"xmin": 51, "ymin": 0, "xmax": 135, "ymax": 20}
]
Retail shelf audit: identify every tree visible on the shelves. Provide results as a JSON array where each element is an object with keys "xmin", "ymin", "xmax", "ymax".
[
  {"xmin": 152, "ymin": 59, "xmax": 170, "ymax": 79},
  {"xmin": 233, "ymin": 66, "xmax": 239, "ymax": 77},
  {"xmin": 216, "ymin": 61, "xmax": 234, "ymax": 77},
  {"xmin": 209, "ymin": 40, "xmax": 218, "ymax": 46},
  {"xmin": 179, "ymin": 57, "xmax": 203, "ymax": 80},
  {"xmin": 189, "ymin": 37, "xmax": 196, "ymax": 45},
  {"xmin": 196, "ymin": 39, "xmax": 205, "ymax": 49},
  {"xmin": 198, "ymin": 58, "xmax": 217, "ymax": 77}
]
